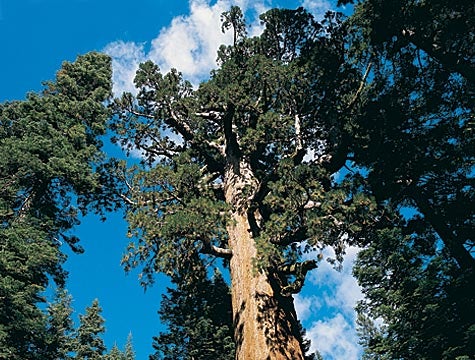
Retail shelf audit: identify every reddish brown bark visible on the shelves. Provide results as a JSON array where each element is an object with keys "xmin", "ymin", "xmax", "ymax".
[{"xmin": 224, "ymin": 162, "xmax": 304, "ymax": 360}]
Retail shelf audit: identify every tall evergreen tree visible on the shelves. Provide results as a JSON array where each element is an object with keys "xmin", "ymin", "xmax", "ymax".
[
  {"xmin": 0, "ymin": 52, "xmax": 112, "ymax": 359},
  {"xmin": 150, "ymin": 264, "xmax": 234, "ymax": 360},
  {"xmin": 43, "ymin": 289, "xmax": 75, "ymax": 360},
  {"xmin": 106, "ymin": 344, "xmax": 125, "ymax": 360},
  {"xmin": 123, "ymin": 333, "xmax": 135, "ymax": 360},
  {"xmin": 111, "ymin": 7, "xmax": 375, "ymax": 359},
  {"xmin": 341, "ymin": 0, "xmax": 475, "ymax": 274},
  {"xmin": 332, "ymin": 0, "xmax": 475, "ymax": 357},
  {"xmin": 74, "ymin": 299, "xmax": 107, "ymax": 360},
  {"xmin": 354, "ymin": 225, "xmax": 475, "ymax": 359}
]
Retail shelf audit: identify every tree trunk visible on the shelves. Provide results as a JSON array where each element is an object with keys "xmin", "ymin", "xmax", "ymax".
[{"xmin": 224, "ymin": 161, "xmax": 304, "ymax": 360}]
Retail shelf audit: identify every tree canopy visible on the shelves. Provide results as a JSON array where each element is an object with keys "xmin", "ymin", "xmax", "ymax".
[
  {"xmin": 110, "ymin": 6, "xmax": 379, "ymax": 359},
  {"xmin": 0, "ymin": 52, "xmax": 113, "ymax": 359},
  {"xmin": 338, "ymin": 0, "xmax": 475, "ymax": 358},
  {"xmin": 0, "ymin": 2, "xmax": 473, "ymax": 359}
]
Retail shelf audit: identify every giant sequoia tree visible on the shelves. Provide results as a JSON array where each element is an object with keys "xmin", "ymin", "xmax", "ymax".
[
  {"xmin": 0, "ymin": 52, "xmax": 112, "ymax": 359},
  {"xmin": 112, "ymin": 7, "xmax": 375, "ymax": 359}
]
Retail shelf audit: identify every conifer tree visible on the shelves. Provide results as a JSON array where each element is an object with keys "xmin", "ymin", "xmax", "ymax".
[
  {"xmin": 44, "ymin": 289, "xmax": 75, "ymax": 360},
  {"xmin": 106, "ymin": 344, "xmax": 125, "ymax": 360},
  {"xmin": 0, "ymin": 52, "xmax": 112, "ymax": 359},
  {"xmin": 124, "ymin": 333, "xmax": 135, "ymax": 360},
  {"xmin": 74, "ymin": 299, "xmax": 107, "ymax": 360},
  {"xmin": 150, "ymin": 263, "xmax": 234, "ymax": 360},
  {"xmin": 335, "ymin": 1, "xmax": 474, "ymax": 357},
  {"xmin": 112, "ymin": 7, "xmax": 374, "ymax": 359}
]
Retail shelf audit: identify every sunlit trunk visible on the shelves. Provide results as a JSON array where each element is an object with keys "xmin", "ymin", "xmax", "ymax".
[{"xmin": 224, "ymin": 161, "xmax": 304, "ymax": 360}]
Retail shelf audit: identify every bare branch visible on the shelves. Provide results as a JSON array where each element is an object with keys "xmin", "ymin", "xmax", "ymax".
[
  {"xmin": 120, "ymin": 194, "xmax": 136, "ymax": 206},
  {"xmin": 278, "ymin": 259, "xmax": 321, "ymax": 296},
  {"xmin": 347, "ymin": 61, "xmax": 372, "ymax": 110},
  {"xmin": 200, "ymin": 241, "xmax": 233, "ymax": 259}
]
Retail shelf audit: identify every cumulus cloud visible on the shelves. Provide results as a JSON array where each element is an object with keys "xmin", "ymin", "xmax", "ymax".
[
  {"xmin": 104, "ymin": 0, "xmax": 336, "ymax": 95},
  {"xmin": 294, "ymin": 294, "xmax": 322, "ymax": 321},
  {"xmin": 103, "ymin": 41, "xmax": 146, "ymax": 96},
  {"xmin": 148, "ymin": 0, "xmax": 235, "ymax": 84},
  {"xmin": 307, "ymin": 313, "xmax": 362, "ymax": 359},
  {"xmin": 103, "ymin": 0, "xmax": 274, "ymax": 95},
  {"xmin": 296, "ymin": 246, "xmax": 363, "ymax": 359}
]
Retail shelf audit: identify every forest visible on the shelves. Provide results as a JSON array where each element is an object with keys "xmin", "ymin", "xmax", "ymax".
[{"xmin": 0, "ymin": 0, "xmax": 473, "ymax": 359}]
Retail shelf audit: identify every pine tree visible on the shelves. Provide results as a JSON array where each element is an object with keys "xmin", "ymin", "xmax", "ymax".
[
  {"xmin": 342, "ymin": 0, "xmax": 475, "ymax": 274},
  {"xmin": 74, "ymin": 299, "xmax": 107, "ymax": 360},
  {"xmin": 150, "ymin": 263, "xmax": 234, "ymax": 360},
  {"xmin": 0, "ymin": 52, "xmax": 112, "ymax": 359},
  {"xmin": 111, "ymin": 7, "xmax": 375, "ymax": 359},
  {"xmin": 354, "ymin": 226, "xmax": 475, "ymax": 359},
  {"xmin": 105, "ymin": 334, "xmax": 134, "ymax": 360},
  {"xmin": 336, "ymin": 0, "xmax": 474, "ymax": 357},
  {"xmin": 124, "ymin": 333, "xmax": 135, "ymax": 360},
  {"xmin": 44, "ymin": 289, "xmax": 75, "ymax": 360},
  {"xmin": 106, "ymin": 344, "xmax": 125, "ymax": 360}
]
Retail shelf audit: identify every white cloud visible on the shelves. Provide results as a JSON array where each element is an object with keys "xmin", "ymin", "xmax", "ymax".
[
  {"xmin": 148, "ymin": 0, "xmax": 235, "ymax": 84},
  {"xmin": 296, "ymin": 246, "xmax": 363, "ymax": 359},
  {"xmin": 104, "ymin": 0, "xmax": 338, "ymax": 96},
  {"xmin": 104, "ymin": 0, "xmax": 272, "ymax": 95},
  {"xmin": 300, "ymin": 0, "xmax": 333, "ymax": 18},
  {"xmin": 307, "ymin": 313, "xmax": 362, "ymax": 360},
  {"xmin": 294, "ymin": 294, "xmax": 322, "ymax": 321},
  {"xmin": 103, "ymin": 41, "xmax": 146, "ymax": 96}
]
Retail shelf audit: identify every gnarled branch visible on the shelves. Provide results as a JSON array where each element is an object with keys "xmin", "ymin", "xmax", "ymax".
[
  {"xmin": 200, "ymin": 241, "xmax": 233, "ymax": 259},
  {"xmin": 277, "ymin": 259, "xmax": 320, "ymax": 296}
]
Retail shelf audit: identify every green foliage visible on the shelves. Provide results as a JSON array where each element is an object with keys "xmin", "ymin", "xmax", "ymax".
[
  {"xmin": 106, "ymin": 344, "xmax": 125, "ymax": 360},
  {"xmin": 150, "ymin": 265, "xmax": 235, "ymax": 360},
  {"xmin": 341, "ymin": 0, "xmax": 474, "ymax": 83},
  {"xmin": 123, "ymin": 333, "xmax": 135, "ymax": 360},
  {"xmin": 112, "ymin": 6, "xmax": 377, "ymax": 286},
  {"xmin": 74, "ymin": 299, "xmax": 107, "ymax": 360},
  {"xmin": 0, "ymin": 52, "xmax": 112, "ymax": 360},
  {"xmin": 106, "ymin": 335, "xmax": 135, "ymax": 360},
  {"xmin": 44, "ymin": 289, "xmax": 75, "ymax": 360},
  {"xmin": 342, "ymin": 1, "xmax": 475, "ymax": 357},
  {"xmin": 343, "ymin": 1, "xmax": 474, "ymax": 272},
  {"xmin": 354, "ymin": 227, "xmax": 475, "ymax": 359}
]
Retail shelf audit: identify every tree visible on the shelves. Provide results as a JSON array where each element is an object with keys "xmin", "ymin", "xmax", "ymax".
[
  {"xmin": 74, "ymin": 299, "xmax": 107, "ymax": 360},
  {"xmin": 105, "ymin": 334, "xmax": 135, "ymax": 360},
  {"xmin": 354, "ymin": 226, "xmax": 475, "ymax": 359},
  {"xmin": 150, "ymin": 264, "xmax": 235, "ymax": 360},
  {"xmin": 336, "ymin": 1, "xmax": 475, "ymax": 357},
  {"xmin": 341, "ymin": 0, "xmax": 475, "ymax": 273},
  {"xmin": 106, "ymin": 344, "xmax": 125, "ymax": 360},
  {"xmin": 124, "ymin": 333, "xmax": 135, "ymax": 360},
  {"xmin": 338, "ymin": 0, "xmax": 475, "ymax": 83},
  {"xmin": 112, "ymin": 7, "xmax": 375, "ymax": 359},
  {"xmin": 0, "ymin": 52, "xmax": 112, "ymax": 359},
  {"xmin": 44, "ymin": 289, "xmax": 75, "ymax": 360}
]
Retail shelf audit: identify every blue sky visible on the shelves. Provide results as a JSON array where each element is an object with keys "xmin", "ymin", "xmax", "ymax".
[{"xmin": 0, "ymin": 1, "xmax": 362, "ymax": 359}]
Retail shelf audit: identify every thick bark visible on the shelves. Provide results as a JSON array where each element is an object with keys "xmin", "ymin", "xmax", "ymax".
[{"xmin": 224, "ymin": 161, "xmax": 304, "ymax": 360}]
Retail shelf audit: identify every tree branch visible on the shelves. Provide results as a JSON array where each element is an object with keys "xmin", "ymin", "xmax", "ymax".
[
  {"xmin": 277, "ymin": 259, "xmax": 320, "ymax": 296},
  {"xmin": 402, "ymin": 30, "xmax": 475, "ymax": 84},
  {"xmin": 200, "ymin": 241, "xmax": 233, "ymax": 259},
  {"xmin": 347, "ymin": 61, "xmax": 372, "ymax": 110},
  {"xmin": 223, "ymin": 103, "xmax": 240, "ymax": 161}
]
